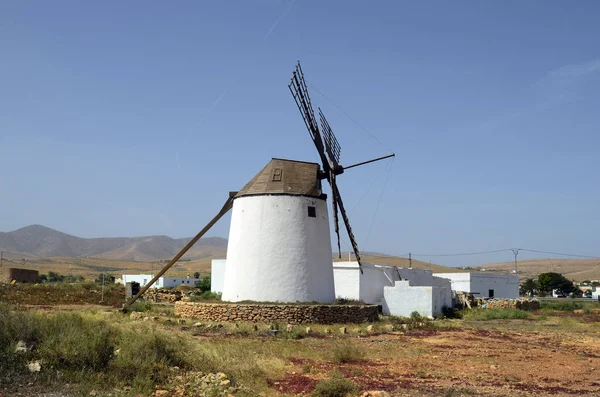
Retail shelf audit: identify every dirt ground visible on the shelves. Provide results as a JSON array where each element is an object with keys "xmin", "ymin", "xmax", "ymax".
[{"xmin": 268, "ymin": 326, "xmax": 600, "ymax": 396}]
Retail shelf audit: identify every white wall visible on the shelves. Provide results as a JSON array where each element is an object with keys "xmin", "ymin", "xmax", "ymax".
[
  {"xmin": 121, "ymin": 274, "xmax": 200, "ymax": 289},
  {"xmin": 211, "ymin": 259, "xmax": 226, "ymax": 293},
  {"xmin": 333, "ymin": 262, "xmax": 452, "ymax": 305},
  {"xmin": 382, "ymin": 281, "xmax": 451, "ymax": 318},
  {"xmin": 433, "ymin": 273, "xmax": 519, "ymax": 298},
  {"xmin": 333, "ymin": 263, "xmax": 361, "ymax": 301},
  {"xmin": 222, "ymin": 195, "xmax": 335, "ymax": 303},
  {"xmin": 122, "ymin": 274, "xmax": 161, "ymax": 288},
  {"xmin": 161, "ymin": 277, "xmax": 200, "ymax": 288}
]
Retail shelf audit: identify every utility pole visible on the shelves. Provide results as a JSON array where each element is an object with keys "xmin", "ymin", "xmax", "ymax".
[
  {"xmin": 101, "ymin": 273, "xmax": 105, "ymax": 303},
  {"xmin": 409, "ymin": 253, "xmax": 412, "ymax": 268},
  {"xmin": 0, "ymin": 251, "xmax": 3, "ymax": 268},
  {"xmin": 511, "ymin": 249, "xmax": 520, "ymax": 274}
]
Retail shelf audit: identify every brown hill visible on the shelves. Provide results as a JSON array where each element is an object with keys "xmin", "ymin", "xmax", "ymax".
[
  {"xmin": 471, "ymin": 258, "xmax": 600, "ymax": 282},
  {"xmin": 0, "ymin": 225, "xmax": 227, "ymax": 262},
  {"xmin": 334, "ymin": 254, "xmax": 463, "ymax": 273}
]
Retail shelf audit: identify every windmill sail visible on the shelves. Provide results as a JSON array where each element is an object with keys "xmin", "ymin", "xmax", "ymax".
[{"xmin": 289, "ymin": 61, "xmax": 364, "ymax": 273}]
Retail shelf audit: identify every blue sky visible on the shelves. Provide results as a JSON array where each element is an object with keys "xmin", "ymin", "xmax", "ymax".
[{"xmin": 1, "ymin": 1, "xmax": 599, "ymax": 266}]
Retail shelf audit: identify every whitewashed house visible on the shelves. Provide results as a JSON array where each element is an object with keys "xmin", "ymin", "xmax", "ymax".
[
  {"xmin": 121, "ymin": 274, "xmax": 201, "ymax": 289},
  {"xmin": 333, "ymin": 261, "xmax": 453, "ymax": 318},
  {"xmin": 432, "ymin": 272, "xmax": 519, "ymax": 299}
]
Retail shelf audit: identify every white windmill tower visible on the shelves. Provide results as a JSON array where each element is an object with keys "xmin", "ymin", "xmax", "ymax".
[
  {"xmin": 123, "ymin": 62, "xmax": 394, "ymax": 309},
  {"xmin": 222, "ymin": 62, "xmax": 394, "ymax": 303}
]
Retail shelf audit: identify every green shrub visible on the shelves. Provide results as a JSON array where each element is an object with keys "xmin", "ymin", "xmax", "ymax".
[
  {"xmin": 331, "ymin": 340, "xmax": 364, "ymax": 364},
  {"xmin": 311, "ymin": 373, "xmax": 357, "ymax": 397},
  {"xmin": 195, "ymin": 275, "xmax": 211, "ymax": 293}
]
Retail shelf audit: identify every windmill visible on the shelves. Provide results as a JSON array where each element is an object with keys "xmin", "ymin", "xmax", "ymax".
[
  {"xmin": 288, "ymin": 61, "xmax": 394, "ymax": 273},
  {"xmin": 123, "ymin": 61, "xmax": 394, "ymax": 309}
]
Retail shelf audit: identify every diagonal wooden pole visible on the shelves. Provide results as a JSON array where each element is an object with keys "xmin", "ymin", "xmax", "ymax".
[{"xmin": 122, "ymin": 192, "xmax": 237, "ymax": 310}]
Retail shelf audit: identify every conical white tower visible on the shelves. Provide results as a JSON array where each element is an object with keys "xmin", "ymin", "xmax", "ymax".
[{"xmin": 221, "ymin": 158, "xmax": 335, "ymax": 303}]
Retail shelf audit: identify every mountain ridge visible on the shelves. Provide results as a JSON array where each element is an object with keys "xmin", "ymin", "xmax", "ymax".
[{"xmin": 0, "ymin": 225, "xmax": 227, "ymax": 261}]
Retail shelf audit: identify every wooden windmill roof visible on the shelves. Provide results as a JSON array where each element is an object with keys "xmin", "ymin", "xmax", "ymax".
[{"xmin": 236, "ymin": 158, "xmax": 323, "ymax": 198}]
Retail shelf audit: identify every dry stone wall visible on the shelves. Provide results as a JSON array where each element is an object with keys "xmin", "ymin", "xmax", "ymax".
[
  {"xmin": 175, "ymin": 302, "xmax": 379, "ymax": 324},
  {"xmin": 482, "ymin": 298, "xmax": 540, "ymax": 311}
]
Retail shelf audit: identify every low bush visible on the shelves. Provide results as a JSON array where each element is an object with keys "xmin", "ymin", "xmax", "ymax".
[
  {"xmin": 311, "ymin": 372, "xmax": 357, "ymax": 397},
  {"xmin": 126, "ymin": 300, "xmax": 154, "ymax": 312},
  {"xmin": 334, "ymin": 298, "xmax": 363, "ymax": 305},
  {"xmin": 442, "ymin": 306, "xmax": 463, "ymax": 319},
  {"xmin": 331, "ymin": 340, "xmax": 364, "ymax": 364}
]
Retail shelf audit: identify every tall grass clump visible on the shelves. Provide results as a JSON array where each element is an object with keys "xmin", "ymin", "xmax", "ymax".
[
  {"xmin": 462, "ymin": 308, "xmax": 530, "ymax": 321},
  {"xmin": 0, "ymin": 304, "xmax": 41, "ymax": 380},
  {"xmin": 331, "ymin": 340, "xmax": 364, "ymax": 364},
  {"xmin": 110, "ymin": 329, "xmax": 191, "ymax": 390},
  {"xmin": 311, "ymin": 372, "xmax": 357, "ymax": 397},
  {"xmin": 37, "ymin": 313, "xmax": 117, "ymax": 373}
]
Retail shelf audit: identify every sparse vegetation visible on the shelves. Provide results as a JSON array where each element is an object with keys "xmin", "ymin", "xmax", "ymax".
[
  {"xmin": 189, "ymin": 291, "xmax": 222, "ymax": 301},
  {"xmin": 540, "ymin": 300, "xmax": 600, "ymax": 312},
  {"xmin": 462, "ymin": 308, "xmax": 531, "ymax": 320},
  {"xmin": 0, "ymin": 304, "xmax": 195, "ymax": 394}
]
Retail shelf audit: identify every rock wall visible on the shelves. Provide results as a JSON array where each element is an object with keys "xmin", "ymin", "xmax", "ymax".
[
  {"xmin": 482, "ymin": 298, "xmax": 540, "ymax": 311},
  {"xmin": 0, "ymin": 268, "xmax": 40, "ymax": 284},
  {"xmin": 174, "ymin": 302, "xmax": 379, "ymax": 324}
]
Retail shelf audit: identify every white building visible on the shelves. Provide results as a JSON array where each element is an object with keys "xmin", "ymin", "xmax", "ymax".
[
  {"xmin": 333, "ymin": 261, "xmax": 452, "ymax": 318},
  {"xmin": 122, "ymin": 274, "xmax": 201, "ymax": 289},
  {"xmin": 432, "ymin": 272, "xmax": 519, "ymax": 299},
  {"xmin": 211, "ymin": 259, "xmax": 227, "ymax": 294},
  {"xmin": 221, "ymin": 159, "xmax": 335, "ymax": 303}
]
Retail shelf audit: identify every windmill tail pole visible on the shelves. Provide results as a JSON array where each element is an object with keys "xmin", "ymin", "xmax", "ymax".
[
  {"xmin": 343, "ymin": 153, "xmax": 395, "ymax": 171},
  {"xmin": 122, "ymin": 192, "xmax": 238, "ymax": 311}
]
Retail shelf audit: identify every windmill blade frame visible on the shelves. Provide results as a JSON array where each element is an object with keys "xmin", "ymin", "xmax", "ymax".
[
  {"xmin": 318, "ymin": 108, "xmax": 341, "ymax": 169},
  {"xmin": 288, "ymin": 62, "xmax": 330, "ymax": 173},
  {"xmin": 332, "ymin": 181, "xmax": 363, "ymax": 273}
]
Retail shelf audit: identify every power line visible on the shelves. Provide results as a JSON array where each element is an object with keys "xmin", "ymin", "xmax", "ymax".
[
  {"xmin": 363, "ymin": 156, "xmax": 395, "ymax": 249},
  {"xmin": 518, "ymin": 249, "xmax": 599, "ymax": 259},
  {"xmin": 309, "ymin": 83, "xmax": 395, "ymax": 154},
  {"xmin": 410, "ymin": 249, "xmax": 514, "ymax": 257}
]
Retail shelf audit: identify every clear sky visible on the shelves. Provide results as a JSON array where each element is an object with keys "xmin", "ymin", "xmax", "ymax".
[{"xmin": 1, "ymin": 1, "xmax": 599, "ymax": 266}]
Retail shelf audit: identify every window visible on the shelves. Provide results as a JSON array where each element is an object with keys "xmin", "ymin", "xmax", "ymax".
[
  {"xmin": 307, "ymin": 206, "xmax": 316, "ymax": 218},
  {"xmin": 488, "ymin": 289, "xmax": 494, "ymax": 298},
  {"xmin": 272, "ymin": 168, "xmax": 282, "ymax": 181}
]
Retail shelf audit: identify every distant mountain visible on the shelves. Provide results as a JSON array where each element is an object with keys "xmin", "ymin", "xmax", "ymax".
[{"xmin": 0, "ymin": 225, "xmax": 227, "ymax": 261}]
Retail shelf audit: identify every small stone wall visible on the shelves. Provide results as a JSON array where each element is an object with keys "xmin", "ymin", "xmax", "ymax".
[
  {"xmin": 483, "ymin": 298, "xmax": 540, "ymax": 311},
  {"xmin": 175, "ymin": 302, "xmax": 379, "ymax": 324},
  {"xmin": 0, "ymin": 268, "xmax": 40, "ymax": 284}
]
